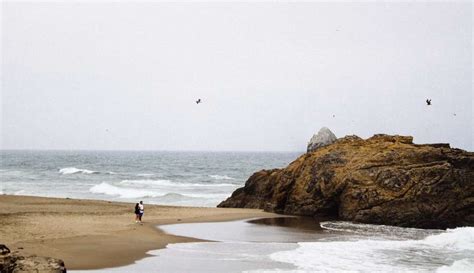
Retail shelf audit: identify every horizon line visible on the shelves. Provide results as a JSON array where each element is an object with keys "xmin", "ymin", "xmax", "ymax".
[{"xmin": 0, "ymin": 148, "xmax": 305, "ymax": 153}]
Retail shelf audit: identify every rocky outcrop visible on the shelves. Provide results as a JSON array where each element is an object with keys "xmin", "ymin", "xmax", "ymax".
[
  {"xmin": 219, "ymin": 134, "xmax": 474, "ymax": 229},
  {"xmin": 307, "ymin": 127, "xmax": 337, "ymax": 152},
  {"xmin": 0, "ymin": 244, "xmax": 66, "ymax": 273}
]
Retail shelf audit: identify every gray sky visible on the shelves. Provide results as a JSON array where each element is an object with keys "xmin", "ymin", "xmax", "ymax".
[{"xmin": 1, "ymin": 2, "xmax": 472, "ymax": 151}]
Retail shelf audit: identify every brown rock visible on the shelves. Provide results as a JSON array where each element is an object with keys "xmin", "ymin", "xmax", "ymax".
[
  {"xmin": 0, "ymin": 244, "xmax": 66, "ymax": 273},
  {"xmin": 218, "ymin": 134, "xmax": 474, "ymax": 229},
  {"xmin": 0, "ymin": 245, "xmax": 10, "ymax": 255}
]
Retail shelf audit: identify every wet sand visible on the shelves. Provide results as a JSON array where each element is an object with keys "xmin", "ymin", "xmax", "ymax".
[
  {"xmin": 76, "ymin": 217, "xmax": 338, "ymax": 272},
  {"xmin": 0, "ymin": 195, "xmax": 278, "ymax": 270},
  {"xmin": 158, "ymin": 216, "xmax": 338, "ymax": 243}
]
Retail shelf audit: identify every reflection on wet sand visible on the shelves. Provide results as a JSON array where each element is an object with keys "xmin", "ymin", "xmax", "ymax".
[{"xmin": 248, "ymin": 216, "xmax": 336, "ymax": 233}]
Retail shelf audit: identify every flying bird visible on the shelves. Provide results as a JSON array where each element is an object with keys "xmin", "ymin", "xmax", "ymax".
[
  {"xmin": 426, "ymin": 99, "xmax": 432, "ymax": 106},
  {"xmin": 196, "ymin": 99, "xmax": 201, "ymax": 104}
]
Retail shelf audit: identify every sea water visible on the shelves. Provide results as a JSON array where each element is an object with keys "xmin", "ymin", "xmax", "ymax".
[
  {"xmin": 3, "ymin": 150, "xmax": 472, "ymax": 272},
  {"xmin": 74, "ymin": 218, "xmax": 474, "ymax": 273},
  {"xmin": 0, "ymin": 150, "xmax": 300, "ymax": 206}
]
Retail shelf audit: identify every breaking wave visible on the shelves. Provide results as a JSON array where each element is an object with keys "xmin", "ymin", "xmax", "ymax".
[
  {"xmin": 270, "ymin": 224, "xmax": 474, "ymax": 272},
  {"xmin": 120, "ymin": 179, "xmax": 237, "ymax": 188},
  {"xmin": 90, "ymin": 182, "xmax": 158, "ymax": 199},
  {"xmin": 320, "ymin": 221, "xmax": 441, "ymax": 240},
  {"xmin": 136, "ymin": 173, "xmax": 155, "ymax": 177},
  {"xmin": 89, "ymin": 182, "xmax": 231, "ymax": 199},
  {"xmin": 59, "ymin": 167, "xmax": 99, "ymax": 175},
  {"xmin": 209, "ymin": 174, "xmax": 235, "ymax": 180},
  {"xmin": 436, "ymin": 258, "xmax": 474, "ymax": 272}
]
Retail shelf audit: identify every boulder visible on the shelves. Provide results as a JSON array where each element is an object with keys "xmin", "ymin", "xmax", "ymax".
[
  {"xmin": 0, "ymin": 245, "xmax": 66, "ymax": 273},
  {"xmin": 0, "ymin": 245, "xmax": 10, "ymax": 255},
  {"xmin": 219, "ymin": 134, "xmax": 474, "ymax": 229},
  {"xmin": 307, "ymin": 127, "xmax": 337, "ymax": 152}
]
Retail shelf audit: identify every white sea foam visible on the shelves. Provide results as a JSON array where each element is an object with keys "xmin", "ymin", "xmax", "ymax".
[
  {"xmin": 73, "ymin": 242, "xmax": 297, "ymax": 273},
  {"xmin": 89, "ymin": 182, "xmax": 159, "ymax": 198},
  {"xmin": 269, "ymin": 226, "xmax": 474, "ymax": 273},
  {"xmin": 320, "ymin": 221, "xmax": 441, "ymax": 240},
  {"xmin": 120, "ymin": 179, "xmax": 237, "ymax": 188},
  {"xmin": 59, "ymin": 167, "xmax": 99, "ymax": 175},
  {"xmin": 209, "ymin": 174, "xmax": 235, "ymax": 180},
  {"xmin": 89, "ymin": 182, "xmax": 231, "ymax": 200},
  {"xmin": 136, "ymin": 173, "xmax": 155, "ymax": 177},
  {"xmin": 423, "ymin": 227, "xmax": 474, "ymax": 250},
  {"xmin": 5, "ymin": 151, "xmax": 297, "ymax": 207},
  {"xmin": 120, "ymin": 179, "xmax": 173, "ymax": 186},
  {"xmin": 436, "ymin": 258, "xmax": 474, "ymax": 272},
  {"xmin": 161, "ymin": 192, "xmax": 229, "ymax": 200}
]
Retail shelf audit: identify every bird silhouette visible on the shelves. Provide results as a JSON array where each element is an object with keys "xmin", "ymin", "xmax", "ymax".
[
  {"xmin": 196, "ymin": 99, "xmax": 201, "ymax": 104},
  {"xmin": 426, "ymin": 99, "xmax": 432, "ymax": 106}
]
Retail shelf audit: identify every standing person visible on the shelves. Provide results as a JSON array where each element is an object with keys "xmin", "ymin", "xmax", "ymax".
[
  {"xmin": 134, "ymin": 203, "xmax": 140, "ymax": 223},
  {"xmin": 138, "ymin": 201, "xmax": 144, "ymax": 223}
]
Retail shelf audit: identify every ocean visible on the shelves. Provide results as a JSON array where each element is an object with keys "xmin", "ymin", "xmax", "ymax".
[
  {"xmin": 2, "ymin": 150, "xmax": 473, "ymax": 272},
  {"xmin": 74, "ymin": 218, "xmax": 474, "ymax": 273},
  {"xmin": 0, "ymin": 150, "xmax": 301, "ymax": 206}
]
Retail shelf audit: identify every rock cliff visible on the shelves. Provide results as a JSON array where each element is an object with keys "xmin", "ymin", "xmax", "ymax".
[
  {"xmin": 218, "ymin": 134, "xmax": 474, "ymax": 229},
  {"xmin": 0, "ymin": 245, "xmax": 66, "ymax": 273}
]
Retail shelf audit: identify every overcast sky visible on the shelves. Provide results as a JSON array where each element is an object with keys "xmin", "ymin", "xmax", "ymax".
[{"xmin": 1, "ymin": 2, "xmax": 472, "ymax": 151}]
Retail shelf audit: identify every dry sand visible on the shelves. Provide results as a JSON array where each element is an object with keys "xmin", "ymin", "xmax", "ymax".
[{"xmin": 0, "ymin": 195, "xmax": 278, "ymax": 270}]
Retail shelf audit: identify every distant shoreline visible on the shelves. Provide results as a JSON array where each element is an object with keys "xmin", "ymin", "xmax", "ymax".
[{"xmin": 0, "ymin": 195, "xmax": 278, "ymax": 270}]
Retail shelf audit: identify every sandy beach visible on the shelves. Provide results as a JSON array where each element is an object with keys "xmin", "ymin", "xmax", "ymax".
[{"xmin": 0, "ymin": 195, "xmax": 277, "ymax": 270}]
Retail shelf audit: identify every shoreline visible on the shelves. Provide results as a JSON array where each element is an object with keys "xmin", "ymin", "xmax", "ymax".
[{"xmin": 0, "ymin": 195, "xmax": 279, "ymax": 270}]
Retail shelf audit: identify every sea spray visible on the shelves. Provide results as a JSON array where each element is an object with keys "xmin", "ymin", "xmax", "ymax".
[{"xmin": 269, "ymin": 225, "xmax": 474, "ymax": 272}]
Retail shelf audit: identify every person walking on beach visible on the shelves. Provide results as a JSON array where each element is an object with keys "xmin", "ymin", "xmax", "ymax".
[
  {"xmin": 138, "ymin": 201, "xmax": 144, "ymax": 223},
  {"xmin": 134, "ymin": 203, "xmax": 140, "ymax": 223}
]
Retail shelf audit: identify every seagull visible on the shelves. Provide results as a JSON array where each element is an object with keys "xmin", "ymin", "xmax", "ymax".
[
  {"xmin": 196, "ymin": 99, "xmax": 201, "ymax": 104},
  {"xmin": 426, "ymin": 99, "xmax": 432, "ymax": 106}
]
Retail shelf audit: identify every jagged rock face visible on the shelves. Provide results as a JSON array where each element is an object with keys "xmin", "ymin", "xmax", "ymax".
[
  {"xmin": 307, "ymin": 127, "xmax": 337, "ymax": 152},
  {"xmin": 0, "ymin": 245, "xmax": 66, "ymax": 273},
  {"xmin": 219, "ymin": 134, "xmax": 474, "ymax": 229}
]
